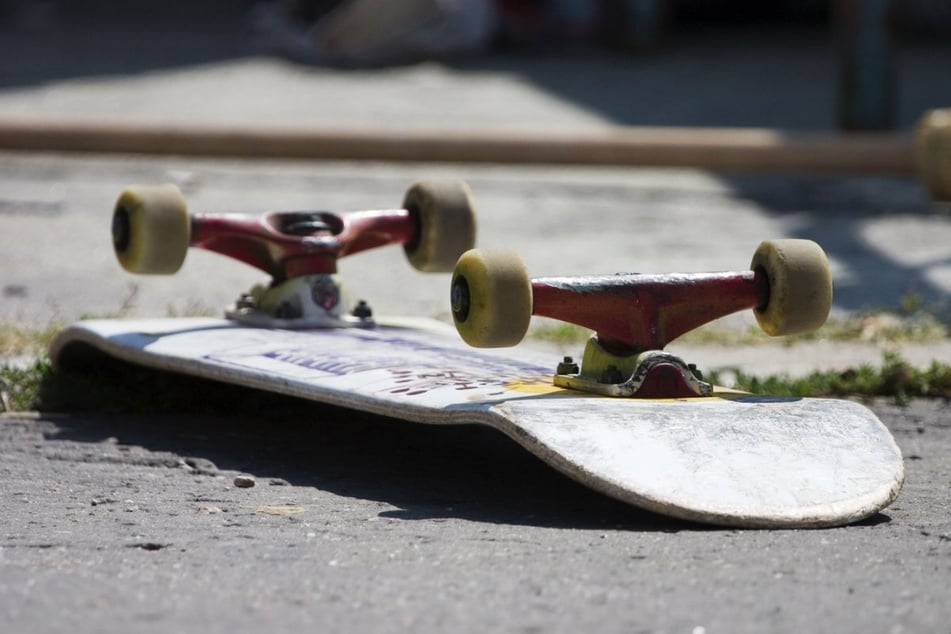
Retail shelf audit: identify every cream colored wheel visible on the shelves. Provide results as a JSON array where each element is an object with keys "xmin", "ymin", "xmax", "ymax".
[
  {"xmin": 451, "ymin": 249, "xmax": 532, "ymax": 348},
  {"xmin": 751, "ymin": 239, "xmax": 832, "ymax": 336},
  {"xmin": 915, "ymin": 109, "xmax": 951, "ymax": 202},
  {"xmin": 403, "ymin": 180, "xmax": 477, "ymax": 273},
  {"xmin": 112, "ymin": 184, "xmax": 190, "ymax": 274}
]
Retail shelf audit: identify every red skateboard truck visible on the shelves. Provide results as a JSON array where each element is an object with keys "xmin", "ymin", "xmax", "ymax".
[
  {"xmin": 450, "ymin": 241, "xmax": 832, "ymax": 398},
  {"xmin": 111, "ymin": 181, "xmax": 476, "ymax": 327}
]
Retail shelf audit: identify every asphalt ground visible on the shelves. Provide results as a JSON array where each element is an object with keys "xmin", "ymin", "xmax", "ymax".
[
  {"xmin": 1, "ymin": 9, "xmax": 951, "ymax": 633},
  {"xmin": 1, "ymin": 400, "xmax": 949, "ymax": 634}
]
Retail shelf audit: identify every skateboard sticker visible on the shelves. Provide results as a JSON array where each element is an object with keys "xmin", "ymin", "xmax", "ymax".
[{"xmin": 164, "ymin": 325, "xmax": 557, "ymax": 404}]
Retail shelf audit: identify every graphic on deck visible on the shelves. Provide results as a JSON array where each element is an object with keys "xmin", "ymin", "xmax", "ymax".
[{"xmin": 195, "ymin": 326, "xmax": 556, "ymax": 401}]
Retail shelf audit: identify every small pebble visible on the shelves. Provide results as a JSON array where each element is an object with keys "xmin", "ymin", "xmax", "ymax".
[{"xmin": 233, "ymin": 475, "xmax": 256, "ymax": 488}]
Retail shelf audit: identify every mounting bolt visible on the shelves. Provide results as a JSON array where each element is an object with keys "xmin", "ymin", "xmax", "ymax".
[
  {"xmin": 600, "ymin": 364, "xmax": 624, "ymax": 385},
  {"xmin": 235, "ymin": 293, "xmax": 256, "ymax": 310},
  {"xmin": 556, "ymin": 356, "xmax": 579, "ymax": 375},
  {"xmin": 352, "ymin": 300, "xmax": 373, "ymax": 319}
]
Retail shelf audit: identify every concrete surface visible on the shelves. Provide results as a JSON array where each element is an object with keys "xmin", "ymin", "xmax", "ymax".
[
  {"xmin": 1, "ymin": 8, "xmax": 951, "ymax": 634},
  {"xmin": 2, "ymin": 401, "xmax": 950, "ymax": 634}
]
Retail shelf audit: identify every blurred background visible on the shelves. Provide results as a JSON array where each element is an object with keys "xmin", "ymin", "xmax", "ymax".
[
  {"xmin": 1, "ymin": 0, "xmax": 950, "ymax": 356},
  {"xmin": 1, "ymin": 0, "xmax": 950, "ymax": 129}
]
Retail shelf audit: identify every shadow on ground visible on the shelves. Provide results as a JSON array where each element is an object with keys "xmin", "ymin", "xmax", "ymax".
[
  {"xmin": 34, "ymin": 355, "xmax": 697, "ymax": 532},
  {"xmin": 0, "ymin": 7, "xmax": 253, "ymax": 87}
]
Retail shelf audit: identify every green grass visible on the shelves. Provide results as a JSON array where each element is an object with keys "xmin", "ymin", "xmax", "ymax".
[
  {"xmin": 706, "ymin": 352, "xmax": 951, "ymax": 405},
  {"xmin": 0, "ymin": 322, "xmax": 63, "ymax": 358},
  {"xmin": 1, "ymin": 300, "xmax": 949, "ymax": 413},
  {"xmin": 0, "ymin": 360, "xmax": 51, "ymax": 412},
  {"xmin": 2, "ymin": 348, "xmax": 949, "ymax": 415},
  {"xmin": 0, "ymin": 285, "xmax": 141, "ymax": 359}
]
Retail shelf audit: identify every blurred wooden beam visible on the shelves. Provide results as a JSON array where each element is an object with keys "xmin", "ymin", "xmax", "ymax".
[{"xmin": 0, "ymin": 117, "xmax": 917, "ymax": 175}]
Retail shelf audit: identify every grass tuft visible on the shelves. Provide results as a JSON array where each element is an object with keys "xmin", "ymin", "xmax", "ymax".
[
  {"xmin": 707, "ymin": 352, "xmax": 951, "ymax": 405},
  {"xmin": 0, "ymin": 360, "xmax": 51, "ymax": 412},
  {"xmin": 0, "ymin": 322, "xmax": 64, "ymax": 357}
]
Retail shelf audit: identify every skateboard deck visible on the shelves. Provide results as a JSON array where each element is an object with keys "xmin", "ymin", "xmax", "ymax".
[{"xmin": 51, "ymin": 316, "xmax": 905, "ymax": 529}]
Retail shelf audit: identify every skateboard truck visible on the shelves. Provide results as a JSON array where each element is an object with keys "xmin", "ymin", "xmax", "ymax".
[
  {"xmin": 223, "ymin": 274, "xmax": 375, "ymax": 329},
  {"xmin": 111, "ymin": 181, "xmax": 477, "ymax": 328},
  {"xmin": 450, "ymin": 241, "xmax": 832, "ymax": 398},
  {"xmin": 555, "ymin": 349, "xmax": 714, "ymax": 398}
]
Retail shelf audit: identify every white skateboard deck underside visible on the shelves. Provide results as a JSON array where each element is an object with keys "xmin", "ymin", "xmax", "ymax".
[{"xmin": 51, "ymin": 317, "xmax": 905, "ymax": 528}]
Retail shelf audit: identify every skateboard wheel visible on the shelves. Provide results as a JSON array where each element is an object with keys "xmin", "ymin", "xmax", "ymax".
[
  {"xmin": 112, "ymin": 184, "xmax": 190, "ymax": 274},
  {"xmin": 915, "ymin": 109, "xmax": 951, "ymax": 202},
  {"xmin": 751, "ymin": 239, "xmax": 832, "ymax": 336},
  {"xmin": 403, "ymin": 181, "xmax": 477, "ymax": 273},
  {"xmin": 451, "ymin": 248, "xmax": 532, "ymax": 348}
]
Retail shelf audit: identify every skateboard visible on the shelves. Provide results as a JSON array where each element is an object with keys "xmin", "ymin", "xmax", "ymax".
[{"xmin": 50, "ymin": 181, "xmax": 904, "ymax": 528}]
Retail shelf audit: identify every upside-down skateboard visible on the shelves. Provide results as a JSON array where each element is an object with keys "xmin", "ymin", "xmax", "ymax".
[{"xmin": 50, "ymin": 181, "xmax": 904, "ymax": 528}]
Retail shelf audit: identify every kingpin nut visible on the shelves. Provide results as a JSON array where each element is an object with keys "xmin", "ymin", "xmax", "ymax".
[
  {"xmin": 352, "ymin": 300, "xmax": 373, "ymax": 319},
  {"xmin": 557, "ymin": 356, "xmax": 580, "ymax": 375}
]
